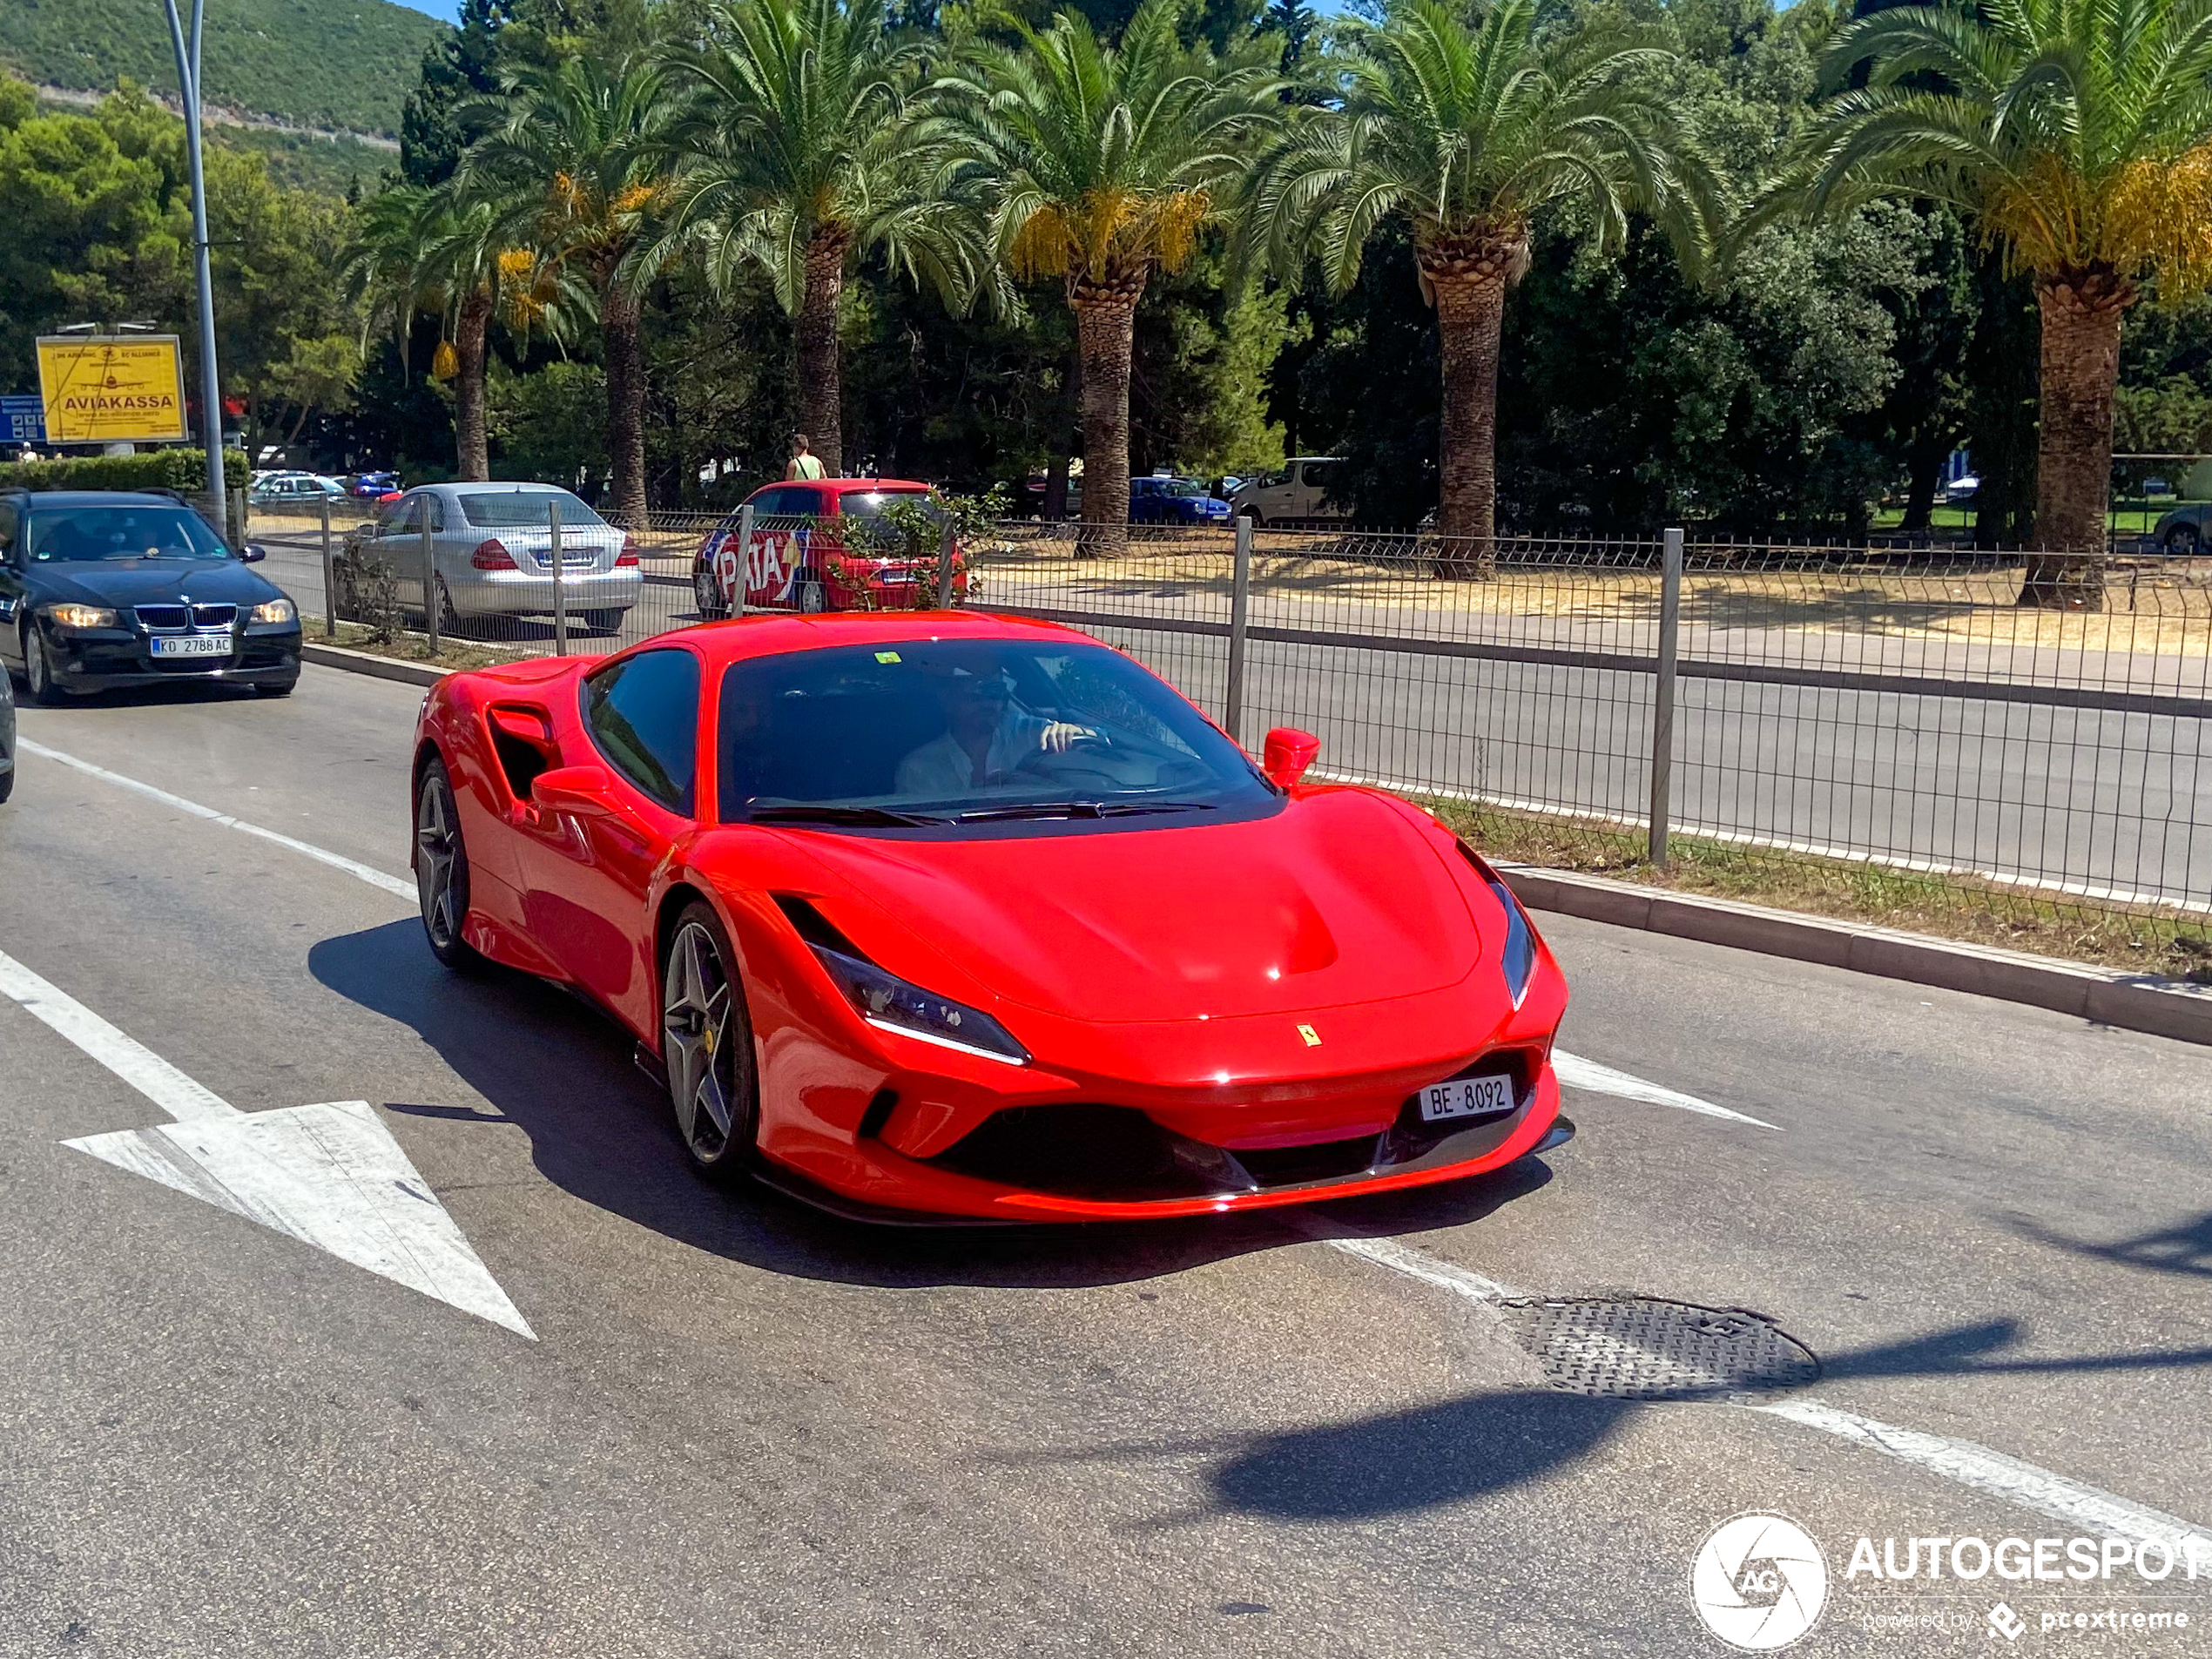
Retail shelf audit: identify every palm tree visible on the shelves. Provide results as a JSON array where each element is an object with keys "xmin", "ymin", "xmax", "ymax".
[
  {"xmin": 1245, "ymin": 0, "xmax": 1715, "ymax": 570},
  {"xmin": 934, "ymin": 0, "xmax": 1286, "ymax": 545},
  {"xmin": 344, "ymin": 185, "xmax": 581, "ymax": 481},
  {"xmin": 462, "ymin": 56, "xmax": 674, "ymax": 524},
  {"xmin": 1771, "ymin": 0, "xmax": 2212, "ymax": 609},
  {"xmin": 655, "ymin": 0, "xmax": 997, "ymax": 476},
  {"xmin": 344, "ymin": 185, "xmax": 502, "ymax": 480}
]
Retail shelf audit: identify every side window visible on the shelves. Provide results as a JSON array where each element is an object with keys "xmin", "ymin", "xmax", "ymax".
[
  {"xmin": 583, "ymin": 648, "xmax": 700, "ymax": 814},
  {"xmin": 0, "ymin": 502, "xmax": 16, "ymax": 556},
  {"xmin": 425, "ymin": 494, "xmax": 448, "ymax": 532},
  {"xmin": 385, "ymin": 495, "xmax": 422, "ymax": 536}
]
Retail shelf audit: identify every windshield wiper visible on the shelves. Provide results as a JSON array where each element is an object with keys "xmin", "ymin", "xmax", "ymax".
[
  {"xmin": 747, "ymin": 805, "xmax": 948, "ymax": 827},
  {"xmin": 950, "ymin": 800, "xmax": 1219, "ymax": 824}
]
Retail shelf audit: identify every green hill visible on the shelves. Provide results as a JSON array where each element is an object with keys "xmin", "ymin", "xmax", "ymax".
[{"xmin": 0, "ymin": 0, "xmax": 448, "ymax": 138}]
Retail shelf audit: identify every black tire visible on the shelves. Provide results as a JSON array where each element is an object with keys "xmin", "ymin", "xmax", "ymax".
[
  {"xmin": 0, "ymin": 766, "xmax": 13, "ymax": 805},
  {"xmin": 795, "ymin": 575, "xmax": 828, "ymax": 614},
  {"xmin": 581, "ymin": 607, "xmax": 624, "ymax": 635},
  {"xmin": 21, "ymin": 624, "xmax": 68, "ymax": 705},
  {"xmin": 254, "ymin": 679, "xmax": 297, "ymax": 698},
  {"xmin": 413, "ymin": 757, "xmax": 484, "ymax": 972},
  {"xmin": 659, "ymin": 900, "xmax": 759, "ymax": 1182},
  {"xmin": 693, "ymin": 568, "xmax": 727, "ymax": 621},
  {"xmin": 2166, "ymin": 525, "xmax": 2202, "ymax": 556}
]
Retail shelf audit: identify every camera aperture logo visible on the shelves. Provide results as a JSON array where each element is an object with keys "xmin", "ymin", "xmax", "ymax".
[{"xmin": 1691, "ymin": 1512, "xmax": 1831, "ymax": 1650}]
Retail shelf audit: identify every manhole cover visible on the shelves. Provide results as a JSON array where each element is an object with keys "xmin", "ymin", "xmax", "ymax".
[{"xmin": 1502, "ymin": 1297, "xmax": 1820, "ymax": 1400}]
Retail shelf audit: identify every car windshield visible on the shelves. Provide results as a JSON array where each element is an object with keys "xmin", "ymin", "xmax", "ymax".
[
  {"xmin": 718, "ymin": 638, "xmax": 1274, "ymax": 826},
  {"xmin": 836, "ymin": 490, "xmax": 934, "ymax": 523},
  {"xmin": 457, "ymin": 490, "xmax": 606, "ymax": 529},
  {"xmin": 25, "ymin": 505, "xmax": 230, "ymax": 563}
]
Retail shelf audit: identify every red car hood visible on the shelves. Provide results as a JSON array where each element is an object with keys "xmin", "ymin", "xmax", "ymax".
[{"xmin": 786, "ymin": 791, "xmax": 1485, "ymax": 1024}]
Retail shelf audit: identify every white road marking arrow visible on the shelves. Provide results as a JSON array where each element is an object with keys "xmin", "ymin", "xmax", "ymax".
[
  {"xmin": 0, "ymin": 947, "xmax": 534, "ymax": 1339},
  {"xmin": 1551, "ymin": 1049, "xmax": 1779, "ymax": 1130}
]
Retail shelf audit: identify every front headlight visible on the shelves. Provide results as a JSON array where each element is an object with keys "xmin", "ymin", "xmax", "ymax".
[
  {"xmin": 46, "ymin": 604, "xmax": 118, "ymax": 629},
  {"xmin": 810, "ymin": 944, "xmax": 1030, "ymax": 1066},
  {"xmin": 1486, "ymin": 874, "xmax": 1537, "ymax": 1009},
  {"xmin": 251, "ymin": 597, "xmax": 296, "ymax": 624}
]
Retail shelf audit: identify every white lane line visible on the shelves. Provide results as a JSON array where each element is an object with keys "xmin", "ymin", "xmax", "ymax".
[
  {"xmin": 1318, "ymin": 1226, "xmax": 2212, "ymax": 1551},
  {"xmin": 0, "ymin": 944, "xmax": 531, "ymax": 1337},
  {"xmin": 0, "ymin": 948, "xmax": 239, "ymax": 1123},
  {"xmin": 1552, "ymin": 1049, "xmax": 1779, "ymax": 1130},
  {"xmin": 1758, "ymin": 1399, "xmax": 2212, "ymax": 1553},
  {"xmin": 16, "ymin": 738, "xmax": 415, "ymax": 900}
]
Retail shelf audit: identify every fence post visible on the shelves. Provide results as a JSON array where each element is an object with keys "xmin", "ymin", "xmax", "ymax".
[
  {"xmin": 320, "ymin": 494, "xmax": 336, "ymax": 639},
  {"xmin": 550, "ymin": 497, "xmax": 568, "ymax": 655},
  {"xmin": 733, "ymin": 503, "xmax": 753, "ymax": 617},
  {"xmin": 935, "ymin": 516, "xmax": 959, "ymax": 610},
  {"xmin": 1224, "ymin": 516, "xmax": 1253, "ymax": 742},
  {"xmin": 421, "ymin": 509, "xmax": 439, "ymax": 656},
  {"xmin": 1649, "ymin": 526, "xmax": 1683, "ymax": 867}
]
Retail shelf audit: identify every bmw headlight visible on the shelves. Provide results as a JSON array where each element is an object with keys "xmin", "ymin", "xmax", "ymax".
[
  {"xmin": 810, "ymin": 944, "xmax": 1030, "ymax": 1066},
  {"xmin": 251, "ymin": 597, "xmax": 296, "ymax": 624},
  {"xmin": 46, "ymin": 604, "xmax": 118, "ymax": 629}
]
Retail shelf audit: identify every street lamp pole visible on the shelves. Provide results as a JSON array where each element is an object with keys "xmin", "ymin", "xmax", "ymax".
[{"xmin": 161, "ymin": 0, "xmax": 225, "ymax": 512}]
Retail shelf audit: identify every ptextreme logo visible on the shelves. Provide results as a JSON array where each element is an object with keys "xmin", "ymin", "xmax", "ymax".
[{"xmin": 1690, "ymin": 1513, "xmax": 1831, "ymax": 1650}]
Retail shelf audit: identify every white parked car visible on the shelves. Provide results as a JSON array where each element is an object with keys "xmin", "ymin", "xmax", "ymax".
[
  {"xmin": 249, "ymin": 471, "xmax": 347, "ymax": 507},
  {"xmin": 1231, "ymin": 457, "xmax": 1349, "ymax": 527},
  {"xmin": 339, "ymin": 482, "xmax": 642, "ymax": 635}
]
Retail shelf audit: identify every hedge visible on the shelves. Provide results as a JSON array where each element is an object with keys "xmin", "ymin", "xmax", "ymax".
[{"xmin": 0, "ymin": 449, "xmax": 252, "ymax": 495}]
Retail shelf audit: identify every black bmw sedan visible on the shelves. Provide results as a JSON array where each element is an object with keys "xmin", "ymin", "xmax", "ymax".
[{"xmin": 0, "ymin": 489, "xmax": 302, "ymax": 704}]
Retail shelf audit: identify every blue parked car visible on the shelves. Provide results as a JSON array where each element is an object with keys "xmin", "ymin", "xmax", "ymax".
[{"xmin": 1130, "ymin": 474, "xmax": 1232, "ymax": 526}]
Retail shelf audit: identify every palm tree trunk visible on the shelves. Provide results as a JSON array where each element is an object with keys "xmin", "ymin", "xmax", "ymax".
[
  {"xmin": 603, "ymin": 286, "xmax": 649, "ymax": 528},
  {"xmin": 796, "ymin": 227, "xmax": 851, "ymax": 476},
  {"xmin": 1421, "ymin": 231, "xmax": 1523, "ymax": 580},
  {"xmin": 454, "ymin": 287, "xmax": 493, "ymax": 482},
  {"xmin": 2020, "ymin": 269, "xmax": 2131, "ymax": 610},
  {"xmin": 1070, "ymin": 266, "xmax": 1146, "ymax": 558}
]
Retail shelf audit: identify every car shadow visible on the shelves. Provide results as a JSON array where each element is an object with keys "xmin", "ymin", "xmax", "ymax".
[
  {"xmin": 308, "ymin": 918, "xmax": 1559, "ymax": 1292},
  {"xmin": 18, "ymin": 679, "xmax": 266, "ymax": 711}
]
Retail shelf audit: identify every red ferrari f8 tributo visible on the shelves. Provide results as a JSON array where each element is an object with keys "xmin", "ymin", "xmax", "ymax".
[{"xmin": 410, "ymin": 612, "xmax": 1570, "ymax": 1222}]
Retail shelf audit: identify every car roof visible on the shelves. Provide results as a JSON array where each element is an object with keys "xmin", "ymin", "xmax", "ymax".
[
  {"xmin": 13, "ymin": 490, "xmax": 190, "ymax": 509},
  {"xmin": 617, "ymin": 610, "xmax": 1094, "ymax": 671},
  {"xmin": 421, "ymin": 480, "xmax": 578, "ymax": 495},
  {"xmin": 752, "ymin": 478, "xmax": 930, "ymax": 497}
]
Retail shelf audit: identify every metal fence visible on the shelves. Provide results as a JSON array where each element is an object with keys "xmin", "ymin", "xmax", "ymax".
[{"xmin": 246, "ymin": 499, "xmax": 2212, "ymax": 927}]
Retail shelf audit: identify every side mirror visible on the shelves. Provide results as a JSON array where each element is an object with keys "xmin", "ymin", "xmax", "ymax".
[
  {"xmin": 239, "ymin": 543, "xmax": 266, "ymax": 563},
  {"xmin": 1262, "ymin": 727, "xmax": 1320, "ymax": 790},
  {"xmin": 531, "ymin": 763, "xmax": 616, "ymax": 816}
]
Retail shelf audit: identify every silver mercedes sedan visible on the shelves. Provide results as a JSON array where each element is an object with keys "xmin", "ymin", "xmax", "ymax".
[{"xmin": 341, "ymin": 482, "xmax": 643, "ymax": 634}]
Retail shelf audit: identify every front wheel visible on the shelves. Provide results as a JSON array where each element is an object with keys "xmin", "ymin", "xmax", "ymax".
[
  {"xmin": 693, "ymin": 568, "xmax": 727, "ymax": 620},
  {"xmin": 413, "ymin": 757, "xmax": 483, "ymax": 971},
  {"xmin": 2166, "ymin": 525, "xmax": 2202, "ymax": 556},
  {"xmin": 0, "ymin": 766, "xmax": 13, "ymax": 805},
  {"xmin": 22, "ymin": 624, "xmax": 68, "ymax": 705},
  {"xmin": 661, "ymin": 901, "xmax": 759, "ymax": 1181},
  {"xmin": 794, "ymin": 574, "xmax": 828, "ymax": 614}
]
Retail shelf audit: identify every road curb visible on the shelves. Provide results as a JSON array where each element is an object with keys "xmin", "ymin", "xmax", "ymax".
[
  {"xmin": 1498, "ymin": 863, "xmax": 2212, "ymax": 1047},
  {"xmin": 301, "ymin": 642, "xmax": 451, "ymax": 689}
]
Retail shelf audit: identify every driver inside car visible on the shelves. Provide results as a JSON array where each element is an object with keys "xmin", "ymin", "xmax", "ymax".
[{"xmin": 896, "ymin": 668, "xmax": 1098, "ymax": 796}]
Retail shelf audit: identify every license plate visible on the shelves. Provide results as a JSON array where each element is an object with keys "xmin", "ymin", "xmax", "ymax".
[
  {"xmin": 152, "ymin": 634, "xmax": 231, "ymax": 658},
  {"xmin": 1417, "ymin": 1073, "xmax": 1515, "ymax": 1123}
]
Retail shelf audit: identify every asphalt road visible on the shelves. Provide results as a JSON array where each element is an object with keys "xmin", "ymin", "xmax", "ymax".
[
  {"xmin": 7, "ymin": 663, "xmax": 2208, "ymax": 1658},
  {"xmin": 249, "ymin": 534, "xmax": 2212, "ymax": 911}
]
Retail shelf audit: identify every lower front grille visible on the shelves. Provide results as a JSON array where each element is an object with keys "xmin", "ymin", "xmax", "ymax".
[{"xmin": 929, "ymin": 1105, "xmax": 1227, "ymax": 1202}]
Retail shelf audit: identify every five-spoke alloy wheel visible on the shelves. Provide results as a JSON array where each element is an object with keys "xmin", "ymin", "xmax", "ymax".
[
  {"xmin": 414, "ymin": 758, "xmax": 482, "ymax": 970},
  {"xmin": 661, "ymin": 901, "xmax": 758, "ymax": 1178}
]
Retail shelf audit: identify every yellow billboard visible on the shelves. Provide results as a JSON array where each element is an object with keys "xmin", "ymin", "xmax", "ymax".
[{"xmin": 37, "ymin": 335, "xmax": 190, "ymax": 444}]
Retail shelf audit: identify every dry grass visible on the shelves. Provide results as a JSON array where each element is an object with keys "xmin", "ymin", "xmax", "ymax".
[
  {"xmin": 1421, "ymin": 794, "xmax": 2212, "ymax": 984},
  {"xmin": 318, "ymin": 620, "xmax": 539, "ymax": 672}
]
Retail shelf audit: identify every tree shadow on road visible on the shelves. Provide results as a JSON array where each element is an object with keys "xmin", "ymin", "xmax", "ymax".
[{"xmin": 307, "ymin": 918, "xmax": 1557, "ymax": 1294}]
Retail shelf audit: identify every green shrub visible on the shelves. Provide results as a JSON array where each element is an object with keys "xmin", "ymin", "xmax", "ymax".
[{"xmin": 0, "ymin": 449, "xmax": 251, "ymax": 495}]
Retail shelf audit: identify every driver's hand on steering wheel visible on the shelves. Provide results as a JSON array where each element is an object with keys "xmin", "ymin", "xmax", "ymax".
[{"xmin": 1039, "ymin": 721, "xmax": 1099, "ymax": 753}]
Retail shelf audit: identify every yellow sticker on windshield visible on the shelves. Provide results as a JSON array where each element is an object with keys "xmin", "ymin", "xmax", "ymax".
[{"xmin": 875, "ymin": 651, "xmax": 901, "ymax": 664}]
